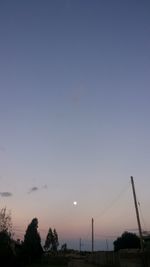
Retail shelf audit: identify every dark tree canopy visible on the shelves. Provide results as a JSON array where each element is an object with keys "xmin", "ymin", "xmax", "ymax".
[
  {"xmin": 0, "ymin": 231, "xmax": 15, "ymax": 265},
  {"xmin": 52, "ymin": 228, "xmax": 59, "ymax": 251},
  {"xmin": 44, "ymin": 228, "xmax": 53, "ymax": 251},
  {"xmin": 23, "ymin": 218, "xmax": 43, "ymax": 262},
  {"xmin": 0, "ymin": 208, "xmax": 15, "ymax": 265},
  {"xmin": 114, "ymin": 231, "xmax": 141, "ymax": 251},
  {"xmin": 61, "ymin": 243, "xmax": 67, "ymax": 252},
  {"xmin": 44, "ymin": 228, "xmax": 59, "ymax": 252},
  {"xmin": 0, "ymin": 207, "xmax": 12, "ymax": 235}
]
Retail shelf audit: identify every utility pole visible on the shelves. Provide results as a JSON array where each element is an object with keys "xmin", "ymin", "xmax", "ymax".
[
  {"xmin": 79, "ymin": 238, "xmax": 82, "ymax": 253},
  {"xmin": 131, "ymin": 176, "xmax": 144, "ymax": 251},
  {"xmin": 106, "ymin": 239, "xmax": 109, "ymax": 251},
  {"xmin": 92, "ymin": 217, "xmax": 94, "ymax": 253}
]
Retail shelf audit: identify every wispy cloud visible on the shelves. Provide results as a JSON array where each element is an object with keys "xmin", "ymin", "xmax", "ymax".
[
  {"xmin": 0, "ymin": 192, "xmax": 13, "ymax": 197},
  {"xmin": 28, "ymin": 186, "xmax": 39, "ymax": 194},
  {"xmin": 28, "ymin": 185, "xmax": 48, "ymax": 194}
]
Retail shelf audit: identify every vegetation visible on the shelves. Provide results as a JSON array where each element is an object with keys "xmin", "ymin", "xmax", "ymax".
[
  {"xmin": 22, "ymin": 218, "xmax": 43, "ymax": 263},
  {"xmin": 61, "ymin": 243, "xmax": 67, "ymax": 252},
  {"xmin": 0, "ymin": 208, "xmax": 16, "ymax": 266},
  {"xmin": 2, "ymin": 207, "xmax": 143, "ymax": 266},
  {"xmin": 0, "ymin": 207, "xmax": 12, "ymax": 234},
  {"xmin": 114, "ymin": 231, "xmax": 141, "ymax": 251},
  {"xmin": 0, "ymin": 206, "xmax": 68, "ymax": 266},
  {"xmin": 44, "ymin": 228, "xmax": 59, "ymax": 252}
]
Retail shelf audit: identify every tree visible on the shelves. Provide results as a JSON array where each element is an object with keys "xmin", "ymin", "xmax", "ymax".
[
  {"xmin": 114, "ymin": 231, "xmax": 141, "ymax": 251},
  {"xmin": 0, "ymin": 208, "xmax": 15, "ymax": 265},
  {"xmin": 23, "ymin": 218, "xmax": 43, "ymax": 263},
  {"xmin": 52, "ymin": 229, "xmax": 59, "ymax": 252},
  {"xmin": 44, "ymin": 228, "xmax": 53, "ymax": 251},
  {"xmin": 0, "ymin": 231, "xmax": 15, "ymax": 266},
  {"xmin": 0, "ymin": 207, "xmax": 12, "ymax": 235},
  {"xmin": 61, "ymin": 243, "xmax": 67, "ymax": 252},
  {"xmin": 44, "ymin": 228, "xmax": 59, "ymax": 252}
]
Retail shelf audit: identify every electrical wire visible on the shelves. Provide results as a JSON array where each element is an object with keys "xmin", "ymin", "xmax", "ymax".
[
  {"xmin": 137, "ymin": 199, "xmax": 148, "ymax": 232},
  {"xmin": 97, "ymin": 182, "xmax": 130, "ymax": 220}
]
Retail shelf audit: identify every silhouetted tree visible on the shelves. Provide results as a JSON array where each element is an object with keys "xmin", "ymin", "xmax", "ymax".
[
  {"xmin": 0, "ymin": 207, "xmax": 12, "ymax": 234},
  {"xmin": 52, "ymin": 228, "xmax": 59, "ymax": 251},
  {"xmin": 0, "ymin": 208, "xmax": 16, "ymax": 266},
  {"xmin": 61, "ymin": 243, "xmax": 67, "ymax": 252},
  {"xmin": 23, "ymin": 218, "xmax": 43, "ymax": 263},
  {"xmin": 44, "ymin": 228, "xmax": 59, "ymax": 252},
  {"xmin": 0, "ymin": 231, "xmax": 15, "ymax": 266},
  {"xmin": 114, "ymin": 231, "xmax": 141, "ymax": 251},
  {"xmin": 44, "ymin": 228, "xmax": 53, "ymax": 251}
]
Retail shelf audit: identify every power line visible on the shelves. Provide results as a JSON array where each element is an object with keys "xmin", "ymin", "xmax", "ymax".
[
  {"xmin": 137, "ymin": 200, "xmax": 147, "ymax": 232},
  {"xmin": 97, "ymin": 182, "xmax": 130, "ymax": 219}
]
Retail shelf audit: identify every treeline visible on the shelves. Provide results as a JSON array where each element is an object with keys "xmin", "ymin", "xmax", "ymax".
[
  {"xmin": 0, "ymin": 207, "xmax": 143, "ymax": 266},
  {"xmin": 0, "ymin": 208, "xmax": 64, "ymax": 266}
]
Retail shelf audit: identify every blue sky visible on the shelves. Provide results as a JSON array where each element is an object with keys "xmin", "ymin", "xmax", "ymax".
[{"xmin": 0, "ymin": 0, "xmax": 150, "ymax": 250}]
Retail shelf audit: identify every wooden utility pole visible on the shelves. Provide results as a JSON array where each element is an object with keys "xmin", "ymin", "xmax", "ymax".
[
  {"xmin": 106, "ymin": 239, "xmax": 109, "ymax": 251},
  {"xmin": 92, "ymin": 217, "xmax": 94, "ymax": 252},
  {"xmin": 131, "ymin": 176, "xmax": 144, "ymax": 251},
  {"xmin": 79, "ymin": 238, "xmax": 82, "ymax": 253}
]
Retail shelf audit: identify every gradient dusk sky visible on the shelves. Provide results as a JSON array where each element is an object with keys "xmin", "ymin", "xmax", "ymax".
[{"xmin": 0, "ymin": 0, "xmax": 150, "ymax": 250}]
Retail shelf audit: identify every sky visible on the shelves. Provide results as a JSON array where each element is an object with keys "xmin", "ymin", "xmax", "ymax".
[{"xmin": 0, "ymin": 0, "xmax": 150, "ymax": 250}]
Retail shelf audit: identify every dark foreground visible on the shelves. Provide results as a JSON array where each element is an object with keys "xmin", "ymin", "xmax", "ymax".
[
  {"xmin": 68, "ymin": 259, "xmax": 96, "ymax": 267},
  {"xmin": 26, "ymin": 259, "xmax": 96, "ymax": 267}
]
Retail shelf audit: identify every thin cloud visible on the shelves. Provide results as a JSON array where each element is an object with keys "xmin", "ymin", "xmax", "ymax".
[
  {"xmin": 28, "ymin": 187, "xmax": 39, "ymax": 194},
  {"xmin": 0, "ymin": 192, "xmax": 13, "ymax": 197},
  {"xmin": 28, "ymin": 185, "xmax": 48, "ymax": 194}
]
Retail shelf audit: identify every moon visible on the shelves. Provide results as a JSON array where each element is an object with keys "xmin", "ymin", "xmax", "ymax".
[{"xmin": 73, "ymin": 201, "xmax": 77, "ymax": 206}]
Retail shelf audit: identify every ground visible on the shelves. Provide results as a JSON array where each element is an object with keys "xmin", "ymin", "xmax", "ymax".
[
  {"xmin": 27, "ymin": 259, "xmax": 95, "ymax": 267},
  {"xmin": 68, "ymin": 259, "xmax": 95, "ymax": 267}
]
